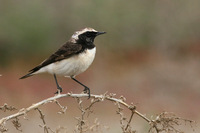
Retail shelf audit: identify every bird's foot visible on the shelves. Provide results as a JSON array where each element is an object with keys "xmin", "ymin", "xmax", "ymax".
[
  {"xmin": 83, "ymin": 87, "xmax": 90, "ymax": 99},
  {"xmin": 54, "ymin": 86, "xmax": 63, "ymax": 94}
]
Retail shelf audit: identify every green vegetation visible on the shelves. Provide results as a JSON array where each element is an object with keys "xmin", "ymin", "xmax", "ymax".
[{"xmin": 0, "ymin": 0, "xmax": 200, "ymax": 66}]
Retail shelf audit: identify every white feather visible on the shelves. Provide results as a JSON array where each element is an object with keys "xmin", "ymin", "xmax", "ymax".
[
  {"xmin": 72, "ymin": 28, "xmax": 97, "ymax": 40},
  {"xmin": 35, "ymin": 47, "xmax": 96, "ymax": 77}
]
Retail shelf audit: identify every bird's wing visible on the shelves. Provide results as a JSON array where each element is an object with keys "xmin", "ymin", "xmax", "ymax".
[{"xmin": 29, "ymin": 42, "xmax": 83, "ymax": 73}]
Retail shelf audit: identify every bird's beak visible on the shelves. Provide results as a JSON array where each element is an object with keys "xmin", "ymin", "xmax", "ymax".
[{"xmin": 96, "ymin": 31, "xmax": 106, "ymax": 36}]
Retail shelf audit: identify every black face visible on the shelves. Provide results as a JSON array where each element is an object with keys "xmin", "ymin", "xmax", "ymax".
[{"xmin": 78, "ymin": 31, "xmax": 97, "ymax": 44}]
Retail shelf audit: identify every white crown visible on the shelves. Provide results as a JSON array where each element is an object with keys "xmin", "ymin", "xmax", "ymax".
[{"xmin": 72, "ymin": 27, "xmax": 97, "ymax": 40}]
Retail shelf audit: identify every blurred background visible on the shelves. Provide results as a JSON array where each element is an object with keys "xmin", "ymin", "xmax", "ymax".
[{"xmin": 0, "ymin": 0, "xmax": 200, "ymax": 132}]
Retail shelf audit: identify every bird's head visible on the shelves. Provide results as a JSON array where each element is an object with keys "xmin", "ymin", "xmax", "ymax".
[{"xmin": 71, "ymin": 28, "xmax": 106, "ymax": 45}]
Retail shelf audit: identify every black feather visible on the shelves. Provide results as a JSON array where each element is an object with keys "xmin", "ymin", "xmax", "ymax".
[{"xmin": 19, "ymin": 72, "xmax": 34, "ymax": 79}]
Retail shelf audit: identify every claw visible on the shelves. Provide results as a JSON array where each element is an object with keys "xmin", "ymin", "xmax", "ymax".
[
  {"xmin": 71, "ymin": 77, "xmax": 91, "ymax": 99},
  {"xmin": 54, "ymin": 86, "xmax": 63, "ymax": 94},
  {"xmin": 83, "ymin": 87, "xmax": 90, "ymax": 99}
]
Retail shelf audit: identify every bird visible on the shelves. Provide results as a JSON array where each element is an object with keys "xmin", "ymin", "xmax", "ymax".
[{"xmin": 20, "ymin": 27, "xmax": 106, "ymax": 98}]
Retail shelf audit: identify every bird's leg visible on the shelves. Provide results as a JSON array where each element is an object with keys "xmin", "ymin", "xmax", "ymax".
[
  {"xmin": 71, "ymin": 77, "xmax": 90, "ymax": 98},
  {"xmin": 54, "ymin": 74, "xmax": 63, "ymax": 94}
]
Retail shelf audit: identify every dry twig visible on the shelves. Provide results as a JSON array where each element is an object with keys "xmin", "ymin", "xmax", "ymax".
[
  {"xmin": 0, "ymin": 93, "xmax": 150, "ymax": 125},
  {"xmin": 35, "ymin": 108, "xmax": 49, "ymax": 133},
  {"xmin": 149, "ymin": 112, "xmax": 195, "ymax": 133},
  {"xmin": 12, "ymin": 117, "xmax": 22, "ymax": 132},
  {"xmin": 0, "ymin": 93, "xmax": 195, "ymax": 133},
  {"xmin": 0, "ymin": 104, "xmax": 17, "ymax": 112}
]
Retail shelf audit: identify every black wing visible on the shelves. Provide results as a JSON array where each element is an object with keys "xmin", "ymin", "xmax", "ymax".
[{"xmin": 20, "ymin": 41, "xmax": 82, "ymax": 79}]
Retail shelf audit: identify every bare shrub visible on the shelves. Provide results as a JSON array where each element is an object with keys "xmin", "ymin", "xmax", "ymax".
[{"xmin": 0, "ymin": 93, "xmax": 195, "ymax": 133}]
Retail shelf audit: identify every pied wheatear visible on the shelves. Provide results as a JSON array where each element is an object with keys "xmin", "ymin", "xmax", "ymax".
[{"xmin": 20, "ymin": 27, "xmax": 106, "ymax": 97}]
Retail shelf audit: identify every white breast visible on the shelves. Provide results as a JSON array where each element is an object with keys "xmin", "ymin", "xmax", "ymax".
[{"xmin": 36, "ymin": 47, "xmax": 96, "ymax": 77}]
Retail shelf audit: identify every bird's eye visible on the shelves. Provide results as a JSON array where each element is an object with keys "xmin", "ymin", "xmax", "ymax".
[{"xmin": 86, "ymin": 33, "xmax": 92, "ymax": 37}]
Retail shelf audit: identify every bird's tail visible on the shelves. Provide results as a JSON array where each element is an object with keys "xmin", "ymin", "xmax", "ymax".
[
  {"xmin": 20, "ymin": 72, "xmax": 34, "ymax": 79},
  {"xmin": 20, "ymin": 66, "xmax": 41, "ymax": 79}
]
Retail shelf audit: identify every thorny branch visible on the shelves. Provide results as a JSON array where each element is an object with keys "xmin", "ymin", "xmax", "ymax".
[
  {"xmin": 0, "ymin": 93, "xmax": 149, "ymax": 126},
  {"xmin": 148, "ymin": 112, "xmax": 195, "ymax": 133},
  {"xmin": 0, "ymin": 104, "xmax": 17, "ymax": 112},
  {"xmin": 35, "ymin": 108, "xmax": 49, "ymax": 133},
  {"xmin": 54, "ymin": 100, "xmax": 67, "ymax": 114},
  {"xmin": 74, "ymin": 97, "xmax": 101, "ymax": 132},
  {"xmin": 125, "ymin": 107, "xmax": 135, "ymax": 131},
  {"xmin": 116, "ymin": 101, "xmax": 136, "ymax": 133},
  {"xmin": 0, "ymin": 93, "xmax": 195, "ymax": 133},
  {"xmin": 12, "ymin": 117, "xmax": 22, "ymax": 132}
]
